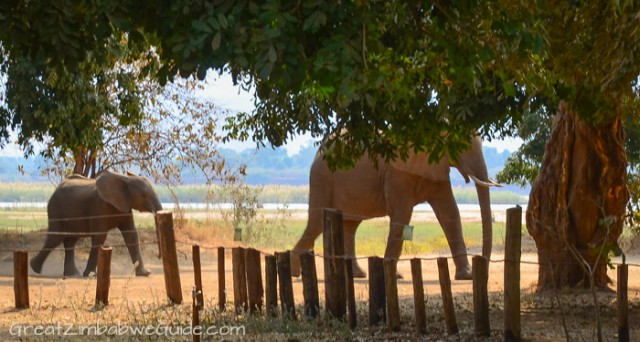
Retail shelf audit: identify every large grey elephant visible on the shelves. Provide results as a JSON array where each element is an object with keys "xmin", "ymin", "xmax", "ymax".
[
  {"xmin": 30, "ymin": 170, "xmax": 163, "ymax": 277},
  {"xmin": 291, "ymin": 135, "xmax": 498, "ymax": 280}
]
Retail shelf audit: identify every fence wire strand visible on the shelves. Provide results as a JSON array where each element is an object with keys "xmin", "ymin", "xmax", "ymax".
[{"xmin": 0, "ymin": 207, "xmax": 638, "ymax": 269}]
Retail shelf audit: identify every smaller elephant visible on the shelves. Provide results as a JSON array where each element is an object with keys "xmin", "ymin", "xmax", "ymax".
[{"xmin": 30, "ymin": 170, "xmax": 163, "ymax": 277}]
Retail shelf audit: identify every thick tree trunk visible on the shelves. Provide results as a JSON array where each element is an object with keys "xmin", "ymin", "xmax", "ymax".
[
  {"xmin": 527, "ymin": 101, "xmax": 628, "ymax": 290},
  {"xmin": 73, "ymin": 148, "xmax": 98, "ymax": 178}
]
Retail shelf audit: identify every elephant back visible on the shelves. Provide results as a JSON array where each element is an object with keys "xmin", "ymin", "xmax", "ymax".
[{"xmin": 47, "ymin": 176, "xmax": 101, "ymax": 220}]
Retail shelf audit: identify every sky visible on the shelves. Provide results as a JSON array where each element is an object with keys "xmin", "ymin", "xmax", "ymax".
[
  {"xmin": 200, "ymin": 72, "xmax": 524, "ymax": 155},
  {"xmin": 0, "ymin": 72, "xmax": 522, "ymax": 157}
]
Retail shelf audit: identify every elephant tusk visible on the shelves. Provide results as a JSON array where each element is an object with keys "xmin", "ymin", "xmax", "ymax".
[
  {"xmin": 470, "ymin": 175, "xmax": 503, "ymax": 187},
  {"xmin": 489, "ymin": 178, "xmax": 503, "ymax": 187}
]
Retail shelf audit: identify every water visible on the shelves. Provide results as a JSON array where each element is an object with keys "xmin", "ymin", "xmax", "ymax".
[{"xmin": 0, "ymin": 202, "xmax": 527, "ymax": 212}]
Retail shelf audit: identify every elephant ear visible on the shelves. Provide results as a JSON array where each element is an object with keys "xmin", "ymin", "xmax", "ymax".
[
  {"xmin": 96, "ymin": 170, "xmax": 131, "ymax": 213},
  {"xmin": 389, "ymin": 152, "xmax": 451, "ymax": 181}
]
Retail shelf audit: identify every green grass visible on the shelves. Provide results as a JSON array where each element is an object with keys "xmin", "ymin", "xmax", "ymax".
[
  {"xmin": 172, "ymin": 209, "xmax": 508, "ymax": 256},
  {"xmin": 0, "ymin": 182, "xmax": 528, "ymax": 204},
  {"xmin": 0, "ymin": 207, "xmax": 48, "ymax": 231},
  {"xmin": 0, "ymin": 206, "xmax": 510, "ymax": 258}
]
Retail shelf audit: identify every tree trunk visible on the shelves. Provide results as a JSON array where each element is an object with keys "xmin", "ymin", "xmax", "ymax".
[
  {"xmin": 73, "ymin": 148, "xmax": 98, "ymax": 178},
  {"xmin": 527, "ymin": 101, "xmax": 628, "ymax": 290}
]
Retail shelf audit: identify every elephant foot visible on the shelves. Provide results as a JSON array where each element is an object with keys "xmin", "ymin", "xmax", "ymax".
[
  {"xmin": 82, "ymin": 269, "xmax": 96, "ymax": 278},
  {"xmin": 30, "ymin": 259, "xmax": 43, "ymax": 274},
  {"xmin": 136, "ymin": 268, "xmax": 151, "ymax": 277},
  {"xmin": 352, "ymin": 262, "xmax": 367, "ymax": 278},
  {"xmin": 454, "ymin": 266, "xmax": 472, "ymax": 280},
  {"xmin": 64, "ymin": 269, "xmax": 82, "ymax": 278},
  {"xmin": 289, "ymin": 252, "xmax": 303, "ymax": 278}
]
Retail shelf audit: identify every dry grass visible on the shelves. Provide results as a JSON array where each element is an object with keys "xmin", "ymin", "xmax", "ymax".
[{"xmin": 0, "ymin": 211, "xmax": 639, "ymax": 341}]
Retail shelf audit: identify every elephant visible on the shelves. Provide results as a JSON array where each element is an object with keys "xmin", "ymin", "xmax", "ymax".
[
  {"xmin": 290, "ymin": 135, "xmax": 498, "ymax": 280},
  {"xmin": 30, "ymin": 170, "xmax": 163, "ymax": 278}
]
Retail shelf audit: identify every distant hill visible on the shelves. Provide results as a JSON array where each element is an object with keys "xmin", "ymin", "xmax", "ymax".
[
  {"xmin": 0, "ymin": 144, "xmax": 529, "ymax": 194},
  {"xmin": 0, "ymin": 156, "xmax": 49, "ymax": 182}
]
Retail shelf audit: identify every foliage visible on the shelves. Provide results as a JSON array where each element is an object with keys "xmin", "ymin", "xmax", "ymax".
[
  {"xmin": 499, "ymin": 88, "xmax": 640, "ymax": 234},
  {"xmin": 39, "ymin": 73, "xmax": 236, "ymax": 187},
  {"xmin": 2, "ymin": 1, "xmax": 638, "ymax": 169},
  {"xmin": 210, "ymin": 178, "xmax": 292, "ymax": 248},
  {"xmin": 1, "ymin": 1, "xmax": 639, "ymax": 169},
  {"xmin": 1, "ymin": 31, "xmax": 236, "ymax": 188},
  {"xmin": 495, "ymin": 97, "xmax": 556, "ymax": 187},
  {"xmin": 0, "ymin": 1, "xmax": 542, "ymax": 169},
  {"xmin": 0, "ymin": 32, "xmax": 153, "ymax": 158}
]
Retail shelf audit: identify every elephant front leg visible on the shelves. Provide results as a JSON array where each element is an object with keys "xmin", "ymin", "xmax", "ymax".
[
  {"xmin": 343, "ymin": 220, "xmax": 367, "ymax": 278},
  {"xmin": 120, "ymin": 226, "xmax": 151, "ymax": 276},
  {"xmin": 83, "ymin": 234, "xmax": 107, "ymax": 277},
  {"xmin": 63, "ymin": 237, "xmax": 82, "ymax": 277},
  {"xmin": 382, "ymin": 222, "xmax": 406, "ymax": 279},
  {"xmin": 430, "ymin": 188, "xmax": 472, "ymax": 280},
  {"xmin": 384, "ymin": 221, "xmax": 406, "ymax": 261}
]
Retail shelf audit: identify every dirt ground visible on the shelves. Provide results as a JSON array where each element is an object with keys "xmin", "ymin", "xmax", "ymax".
[{"xmin": 0, "ymin": 219, "xmax": 639, "ymax": 341}]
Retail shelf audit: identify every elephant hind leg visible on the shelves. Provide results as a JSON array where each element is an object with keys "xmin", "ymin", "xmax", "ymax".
[
  {"xmin": 83, "ymin": 234, "xmax": 106, "ymax": 277},
  {"xmin": 291, "ymin": 209, "xmax": 323, "ymax": 277},
  {"xmin": 63, "ymin": 237, "xmax": 81, "ymax": 277},
  {"xmin": 30, "ymin": 235, "xmax": 63, "ymax": 274}
]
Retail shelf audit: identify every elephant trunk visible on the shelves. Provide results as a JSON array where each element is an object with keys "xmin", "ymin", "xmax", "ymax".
[
  {"xmin": 457, "ymin": 136, "xmax": 494, "ymax": 260},
  {"xmin": 152, "ymin": 197, "xmax": 163, "ymax": 212},
  {"xmin": 475, "ymin": 182, "xmax": 493, "ymax": 259}
]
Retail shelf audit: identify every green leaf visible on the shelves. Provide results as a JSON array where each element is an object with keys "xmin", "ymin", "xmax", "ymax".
[
  {"xmin": 503, "ymin": 82, "xmax": 516, "ymax": 97},
  {"xmin": 267, "ymin": 45, "xmax": 277, "ymax": 63},
  {"xmin": 303, "ymin": 11, "xmax": 326, "ymax": 32},
  {"xmin": 191, "ymin": 20, "xmax": 212, "ymax": 33},
  {"xmin": 211, "ymin": 32, "xmax": 222, "ymax": 51},
  {"xmin": 217, "ymin": 14, "xmax": 228, "ymax": 29},
  {"xmin": 258, "ymin": 62, "xmax": 273, "ymax": 80},
  {"xmin": 207, "ymin": 17, "xmax": 220, "ymax": 30}
]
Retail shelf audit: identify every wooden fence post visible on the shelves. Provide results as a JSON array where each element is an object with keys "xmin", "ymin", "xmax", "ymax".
[
  {"xmin": 94, "ymin": 246, "xmax": 112, "ymax": 307},
  {"xmin": 411, "ymin": 258, "xmax": 427, "ymax": 335},
  {"xmin": 437, "ymin": 257, "xmax": 458, "ymax": 334},
  {"xmin": 368, "ymin": 256, "xmax": 386, "ymax": 326},
  {"xmin": 618, "ymin": 263, "xmax": 629, "ymax": 342},
  {"xmin": 217, "ymin": 247, "xmax": 226, "ymax": 311},
  {"xmin": 232, "ymin": 247, "xmax": 248, "ymax": 313},
  {"xmin": 384, "ymin": 259, "xmax": 401, "ymax": 332},
  {"xmin": 192, "ymin": 245, "xmax": 204, "ymax": 309},
  {"xmin": 276, "ymin": 251, "xmax": 296, "ymax": 319},
  {"xmin": 264, "ymin": 255, "xmax": 278, "ymax": 317},
  {"xmin": 345, "ymin": 257, "xmax": 357, "ymax": 329},
  {"xmin": 323, "ymin": 208, "xmax": 346, "ymax": 320},
  {"xmin": 155, "ymin": 223, "xmax": 162, "ymax": 259},
  {"xmin": 504, "ymin": 206, "xmax": 522, "ymax": 341},
  {"xmin": 245, "ymin": 248, "xmax": 264, "ymax": 313},
  {"xmin": 13, "ymin": 250, "xmax": 29, "ymax": 309},
  {"xmin": 157, "ymin": 211, "xmax": 183, "ymax": 304},
  {"xmin": 192, "ymin": 287, "xmax": 201, "ymax": 342},
  {"xmin": 300, "ymin": 251, "xmax": 320, "ymax": 319},
  {"xmin": 473, "ymin": 255, "xmax": 490, "ymax": 337}
]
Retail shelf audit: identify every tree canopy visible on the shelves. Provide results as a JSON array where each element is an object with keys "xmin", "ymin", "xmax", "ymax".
[
  {"xmin": 1, "ymin": 1, "xmax": 543, "ymax": 168},
  {"xmin": 2, "ymin": 2, "xmax": 638, "ymax": 163}
]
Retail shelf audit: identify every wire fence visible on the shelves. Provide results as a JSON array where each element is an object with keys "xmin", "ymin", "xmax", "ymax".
[{"xmin": 0, "ymin": 208, "xmax": 638, "ymax": 270}]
